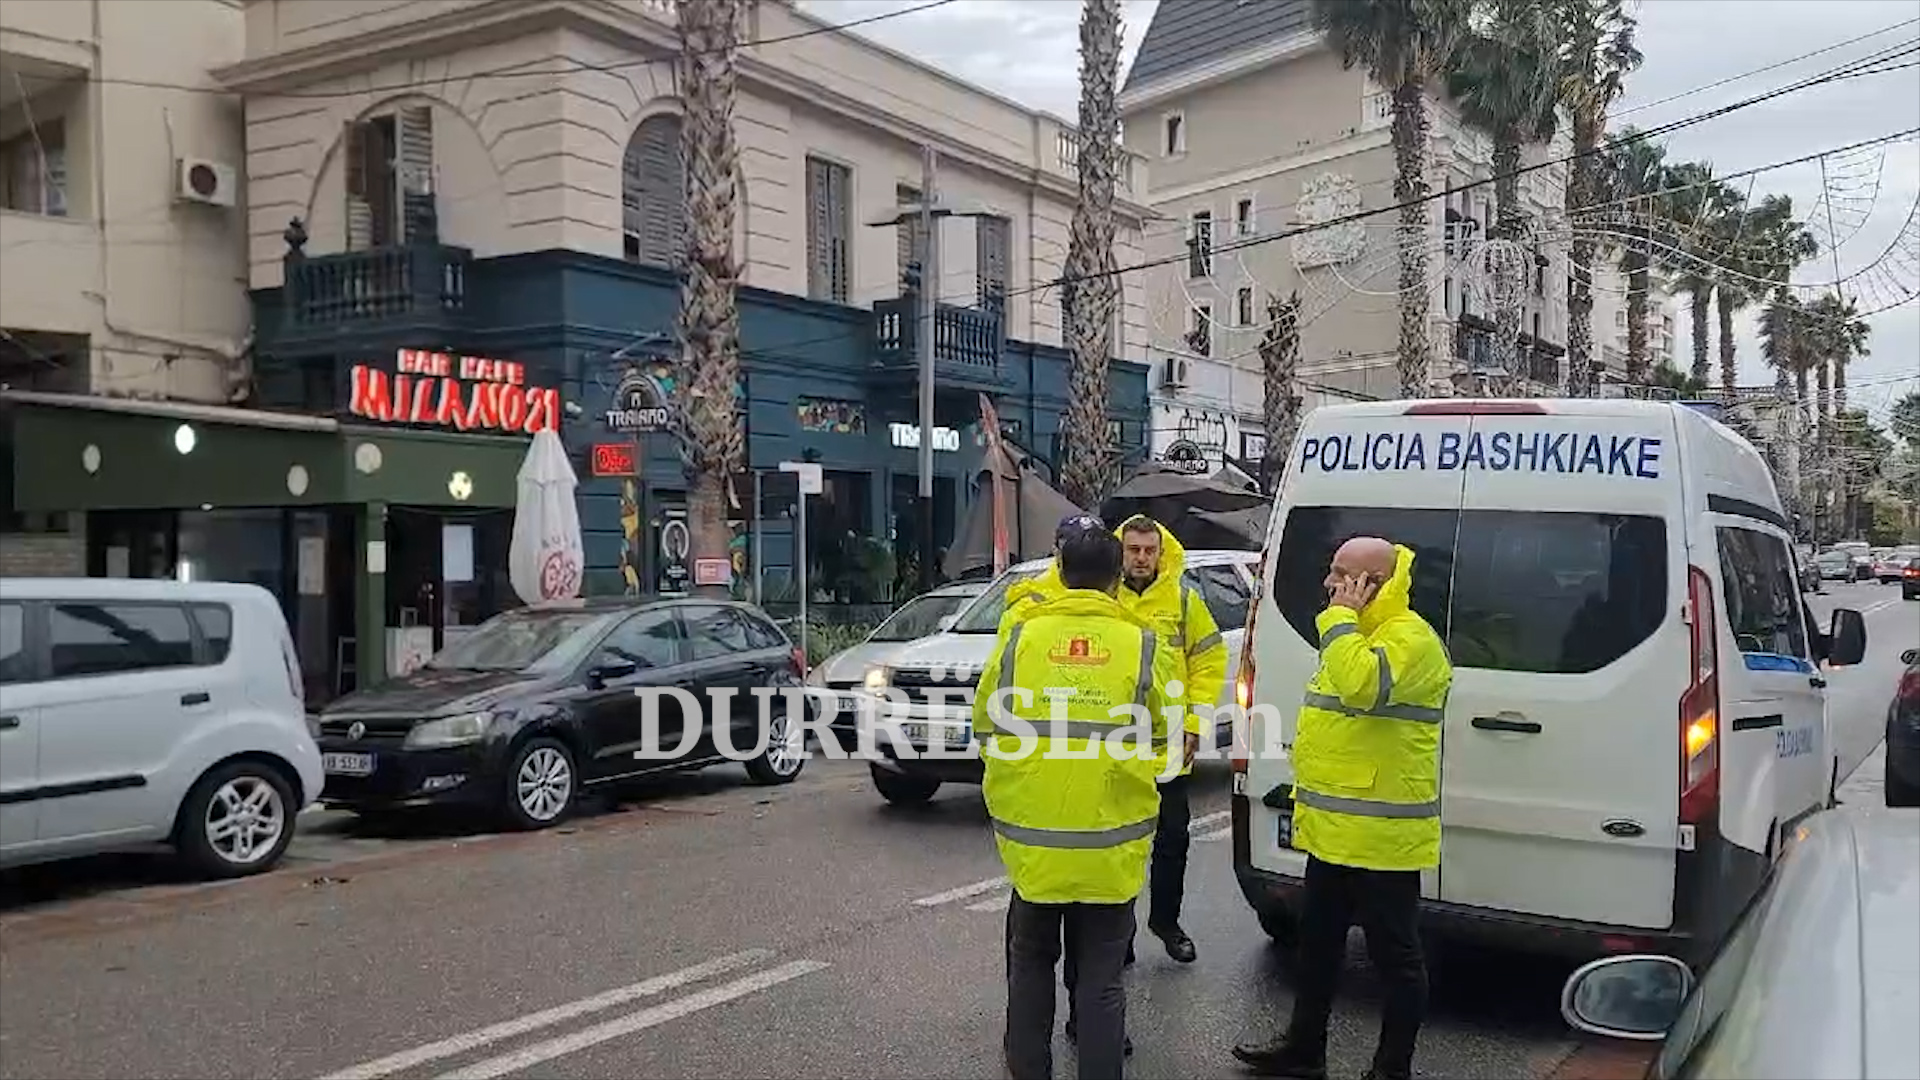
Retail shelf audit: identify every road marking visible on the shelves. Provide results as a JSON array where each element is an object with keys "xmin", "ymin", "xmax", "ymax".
[
  {"xmin": 1859, "ymin": 597, "xmax": 1900, "ymax": 616},
  {"xmin": 431, "ymin": 960, "xmax": 832, "ymax": 1080},
  {"xmin": 1193, "ymin": 825, "xmax": 1233, "ymax": 842},
  {"xmin": 965, "ymin": 892, "xmax": 1013, "ymax": 912},
  {"xmin": 913, "ymin": 876, "xmax": 1009, "ymax": 906},
  {"xmin": 317, "ymin": 949, "xmax": 774, "ymax": 1080}
]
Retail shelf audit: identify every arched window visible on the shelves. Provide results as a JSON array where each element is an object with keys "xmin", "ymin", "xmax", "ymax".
[{"xmin": 622, "ymin": 115, "xmax": 687, "ymax": 268}]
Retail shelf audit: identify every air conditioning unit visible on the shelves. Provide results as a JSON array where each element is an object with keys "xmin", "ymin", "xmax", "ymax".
[
  {"xmin": 175, "ymin": 158, "xmax": 237, "ymax": 207},
  {"xmin": 1161, "ymin": 356, "xmax": 1190, "ymax": 389}
]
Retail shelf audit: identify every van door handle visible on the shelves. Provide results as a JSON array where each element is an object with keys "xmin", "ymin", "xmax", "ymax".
[
  {"xmin": 1472, "ymin": 716, "xmax": 1542, "ymax": 734},
  {"xmin": 0, "ymin": 715, "xmax": 18, "ymax": 730},
  {"xmin": 181, "ymin": 692, "xmax": 211, "ymax": 706},
  {"xmin": 1809, "ymin": 676, "xmax": 1828, "ymax": 689}
]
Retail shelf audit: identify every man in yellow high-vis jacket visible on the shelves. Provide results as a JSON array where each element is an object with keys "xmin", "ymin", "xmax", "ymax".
[
  {"xmin": 1232, "ymin": 537, "xmax": 1451, "ymax": 1080},
  {"xmin": 975, "ymin": 528, "xmax": 1181, "ymax": 1080}
]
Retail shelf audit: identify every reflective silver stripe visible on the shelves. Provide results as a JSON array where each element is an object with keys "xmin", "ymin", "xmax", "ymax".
[
  {"xmin": 1372, "ymin": 646, "xmax": 1393, "ymax": 711},
  {"xmin": 982, "ymin": 719, "xmax": 1166, "ymax": 745},
  {"xmin": 996, "ymin": 623, "xmax": 1025, "ymax": 694},
  {"xmin": 1295, "ymin": 788, "xmax": 1439, "ymax": 819},
  {"xmin": 1301, "ymin": 691, "xmax": 1443, "ymax": 725},
  {"xmin": 1318, "ymin": 623, "xmax": 1359, "ymax": 648},
  {"xmin": 992, "ymin": 816, "xmax": 1157, "ymax": 848},
  {"xmin": 1189, "ymin": 631, "xmax": 1223, "ymax": 655},
  {"xmin": 1134, "ymin": 629, "xmax": 1157, "ymax": 708}
]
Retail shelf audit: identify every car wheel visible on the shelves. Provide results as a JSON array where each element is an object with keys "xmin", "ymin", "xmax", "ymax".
[
  {"xmin": 502, "ymin": 736, "xmax": 577, "ymax": 830},
  {"xmin": 744, "ymin": 707, "xmax": 807, "ymax": 785},
  {"xmin": 871, "ymin": 763, "xmax": 940, "ymax": 805},
  {"xmin": 175, "ymin": 760, "xmax": 296, "ymax": 879},
  {"xmin": 1888, "ymin": 770, "xmax": 1920, "ymax": 809}
]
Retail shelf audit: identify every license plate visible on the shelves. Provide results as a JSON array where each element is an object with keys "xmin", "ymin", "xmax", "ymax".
[
  {"xmin": 323, "ymin": 752, "xmax": 374, "ymax": 776},
  {"xmin": 1276, "ymin": 813, "xmax": 1295, "ymax": 850}
]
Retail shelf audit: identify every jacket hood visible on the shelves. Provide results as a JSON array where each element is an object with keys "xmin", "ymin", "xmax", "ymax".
[
  {"xmin": 1360, "ymin": 543, "xmax": 1416, "ymax": 633},
  {"xmin": 1116, "ymin": 515, "xmax": 1187, "ymax": 599},
  {"xmin": 1006, "ymin": 561, "xmax": 1065, "ymax": 609},
  {"xmin": 1029, "ymin": 589, "xmax": 1151, "ymax": 628}
]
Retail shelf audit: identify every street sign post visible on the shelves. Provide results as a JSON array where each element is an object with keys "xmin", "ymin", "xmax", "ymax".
[{"xmin": 778, "ymin": 461, "xmax": 823, "ymax": 672}]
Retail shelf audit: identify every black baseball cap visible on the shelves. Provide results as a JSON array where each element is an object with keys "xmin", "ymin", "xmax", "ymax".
[{"xmin": 1055, "ymin": 513, "xmax": 1105, "ymax": 546}]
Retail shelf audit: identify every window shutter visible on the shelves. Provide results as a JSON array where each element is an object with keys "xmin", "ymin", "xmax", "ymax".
[
  {"xmin": 975, "ymin": 215, "xmax": 1009, "ymax": 307},
  {"xmin": 343, "ymin": 120, "xmax": 372, "ymax": 251},
  {"xmin": 398, "ymin": 106, "xmax": 436, "ymax": 244},
  {"xmin": 623, "ymin": 116, "xmax": 687, "ymax": 269},
  {"xmin": 896, "ymin": 184, "xmax": 922, "ymax": 285},
  {"xmin": 826, "ymin": 162, "xmax": 849, "ymax": 302},
  {"xmin": 807, "ymin": 158, "xmax": 849, "ymax": 301}
]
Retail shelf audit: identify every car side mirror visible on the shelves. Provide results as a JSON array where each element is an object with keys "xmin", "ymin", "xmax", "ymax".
[
  {"xmin": 1827, "ymin": 609, "xmax": 1867, "ymax": 667},
  {"xmin": 586, "ymin": 657, "xmax": 640, "ymax": 688},
  {"xmin": 1559, "ymin": 954, "xmax": 1692, "ymax": 1041}
]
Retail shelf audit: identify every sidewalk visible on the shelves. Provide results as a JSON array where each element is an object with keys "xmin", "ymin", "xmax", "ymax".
[{"xmin": 1838, "ymin": 741, "xmax": 1887, "ymax": 805}]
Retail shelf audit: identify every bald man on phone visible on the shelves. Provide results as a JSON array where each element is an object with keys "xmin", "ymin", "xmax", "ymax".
[{"xmin": 1233, "ymin": 536, "xmax": 1453, "ymax": 1080}]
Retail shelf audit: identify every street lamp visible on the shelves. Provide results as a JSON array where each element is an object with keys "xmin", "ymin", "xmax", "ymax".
[{"xmin": 866, "ymin": 147, "xmax": 996, "ymax": 593}]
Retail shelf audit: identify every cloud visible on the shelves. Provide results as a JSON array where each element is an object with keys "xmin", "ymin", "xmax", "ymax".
[{"xmin": 799, "ymin": 0, "xmax": 1918, "ymax": 421}]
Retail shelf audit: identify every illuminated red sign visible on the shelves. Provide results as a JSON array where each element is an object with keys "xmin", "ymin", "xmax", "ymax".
[
  {"xmin": 591, "ymin": 442, "xmax": 637, "ymax": 477},
  {"xmin": 348, "ymin": 349, "xmax": 560, "ymax": 434}
]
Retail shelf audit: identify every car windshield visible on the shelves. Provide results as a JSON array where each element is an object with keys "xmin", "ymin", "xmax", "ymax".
[
  {"xmin": 868, "ymin": 591, "xmax": 978, "ymax": 642},
  {"xmin": 425, "ymin": 608, "xmax": 618, "ymax": 673},
  {"xmin": 1816, "ymin": 553, "xmax": 1848, "ymax": 566},
  {"xmin": 948, "ymin": 568, "xmax": 1046, "ymax": 634}
]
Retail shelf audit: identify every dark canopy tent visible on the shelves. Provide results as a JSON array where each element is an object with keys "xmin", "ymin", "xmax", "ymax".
[
  {"xmin": 1099, "ymin": 463, "xmax": 1267, "ymax": 551},
  {"xmin": 942, "ymin": 441, "xmax": 1088, "ymax": 581}
]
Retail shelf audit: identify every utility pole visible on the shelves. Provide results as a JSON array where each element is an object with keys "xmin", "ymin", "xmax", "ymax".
[{"xmin": 917, "ymin": 144, "xmax": 939, "ymax": 595}]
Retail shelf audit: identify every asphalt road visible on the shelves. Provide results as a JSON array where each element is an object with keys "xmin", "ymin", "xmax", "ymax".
[{"xmin": 0, "ymin": 581, "xmax": 1910, "ymax": 1080}]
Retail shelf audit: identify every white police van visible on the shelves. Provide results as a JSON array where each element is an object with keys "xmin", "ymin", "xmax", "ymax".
[{"xmin": 1231, "ymin": 399, "xmax": 1870, "ymax": 965}]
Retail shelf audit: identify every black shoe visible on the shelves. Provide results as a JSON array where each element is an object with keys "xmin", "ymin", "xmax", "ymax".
[
  {"xmin": 1230, "ymin": 1038, "xmax": 1327, "ymax": 1078},
  {"xmin": 1124, "ymin": 943, "xmax": 1136, "ymax": 966},
  {"xmin": 1149, "ymin": 922, "xmax": 1196, "ymax": 963},
  {"xmin": 1064, "ymin": 1021, "xmax": 1133, "ymax": 1056}
]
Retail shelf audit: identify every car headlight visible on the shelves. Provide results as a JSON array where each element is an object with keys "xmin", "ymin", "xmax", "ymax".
[
  {"xmin": 306, "ymin": 715, "xmax": 322, "ymax": 738},
  {"xmin": 865, "ymin": 665, "xmax": 889, "ymax": 690},
  {"xmin": 405, "ymin": 712, "xmax": 491, "ymax": 749}
]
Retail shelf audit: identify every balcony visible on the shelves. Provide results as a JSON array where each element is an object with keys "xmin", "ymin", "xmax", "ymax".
[
  {"xmin": 870, "ymin": 296, "xmax": 1009, "ymax": 391},
  {"xmin": 277, "ymin": 242, "xmax": 472, "ymax": 352}
]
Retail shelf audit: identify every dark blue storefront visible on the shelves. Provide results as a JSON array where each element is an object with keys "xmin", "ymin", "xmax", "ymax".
[{"xmin": 250, "ymin": 240, "xmax": 1148, "ymax": 602}]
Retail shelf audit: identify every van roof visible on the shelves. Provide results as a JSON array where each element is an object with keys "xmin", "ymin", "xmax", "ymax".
[
  {"xmin": 0, "ymin": 578, "xmax": 281, "ymax": 603},
  {"xmin": 1304, "ymin": 396, "xmax": 1751, "ymax": 424}
]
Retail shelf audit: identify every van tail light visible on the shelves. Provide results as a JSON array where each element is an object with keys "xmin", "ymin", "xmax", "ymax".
[
  {"xmin": 1680, "ymin": 565, "xmax": 1720, "ymax": 825},
  {"xmin": 1898, "ymin": 669, "xmax": 1920, "ymax": 704},
  {"xmin": 1231, "ymin": 566, "xmax": 1264, "ymax": 774}
]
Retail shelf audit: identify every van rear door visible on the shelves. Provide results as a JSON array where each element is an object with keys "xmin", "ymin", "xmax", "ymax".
[{"xmin": 1438, "ymin": 404, "xmax": 1687, "ymax": 929}]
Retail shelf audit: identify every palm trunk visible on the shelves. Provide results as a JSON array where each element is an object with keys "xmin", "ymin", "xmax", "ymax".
[
  {"xmin": 1565, "ymin": 106, "xmax": 1601, "ymax": 397},
  {"xmin": 1834, "ymin": 358, "xmax": 1854, "ymax": 536},
  {"xmin": 1624, "ymin": 249, "xmax": 1649, "ymax": 385},
  {"xmin": 1489, "ymin": 136, "xmax": 1524, "ymax": 394},
  {"xmin": 1716, "ymin": 288, "xmax": 1737, "ymax": 397},
  {"xmin": 1390, "ymin": 80, "xmax": 1434, "ymax": 398},
  {"xmin": 1057, "ymin": 0, "xmax": 1122, "ymax": 509},
  {"xmin": 1816, "ymin": 358, "xmax": 1832, "ymax": 539},
  {"xmin": 1260, "ymin": 291, "xmax": 1303, "ymax": 490},
  {"xmin": 1688, "ymin": 288, "xmax": 1710, "ymax": 386},
  {"xmin": 675, "ymin": 0, "xmax": 748, "ymax": 596}
]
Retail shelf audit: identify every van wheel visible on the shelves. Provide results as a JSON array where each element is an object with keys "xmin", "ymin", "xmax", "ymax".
[
  {"xmin": 1256, "ymin": 903, "xmax": 1299, "ymax": 950},
  {"xmin": 176, "ymin": 761, "xmax": 296, "ymax": 879},
  {"xmin": 501, "ymin": 736, "xmax": 577, "ymax": 830},
  {"xmin": 871, "ymin": 764, "xmax": 940, "ymax": 805}
]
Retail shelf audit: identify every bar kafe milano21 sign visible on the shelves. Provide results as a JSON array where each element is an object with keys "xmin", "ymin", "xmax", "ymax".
[{"xmin": 348, "ymin": 349, "xmax": 560, "ymax": 434}]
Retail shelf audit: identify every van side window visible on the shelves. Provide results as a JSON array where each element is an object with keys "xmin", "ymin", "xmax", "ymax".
[
  {"xmin": 1451, "ymin": 511, "xmax": 1667, "ymax": 675},
  {"xmin": 0, "ymin": 602, "xmax": 28, "ymax": 685},
  {"xmin": 48, "ymin": 602, "xmax": 197, "ymax": 679},
  {"xmin": 1715, "ymin": 528, "xmax": 1808, "ymax": 659},
  {"xmin": 191, "ymin": 604, "xmax": 234, "ymax": 664},
  {"xmin": 1271, "ymin": 507, "xmax": 1459, "ymax": 648},
  {"xmin": 1189, "ymin": 565, "xmax": 1252, "ymax": 631}
]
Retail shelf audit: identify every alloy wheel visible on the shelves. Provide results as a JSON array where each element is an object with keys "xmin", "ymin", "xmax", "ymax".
[
  {"xmin": 204, "ymin": 775, "xmax": 286, "ymax": 866},
  {"xmin": 516, "ymin": 746, "xmax": 573, "ymax": 821},
  {"xmin": 763, "ymin": 712, "xmax": 804, "ymax": 776}
]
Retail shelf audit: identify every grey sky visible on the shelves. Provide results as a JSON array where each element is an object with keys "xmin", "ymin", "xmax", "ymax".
[{"xmin": 800, "ymin": 0, "xmax": 1919, "ymax": 422}]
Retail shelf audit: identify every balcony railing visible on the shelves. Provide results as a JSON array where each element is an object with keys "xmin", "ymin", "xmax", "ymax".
[
  {"xmin": 283, "ymin": 244, "xmax": 471, "ymax": 331},
  {"xmin": 872, "ymin": 296, "xmax": 1006, "ymax": 386},
  {"xmin": 1051, "ymin": 128, "xmax": 1134, "ymax": 193}
]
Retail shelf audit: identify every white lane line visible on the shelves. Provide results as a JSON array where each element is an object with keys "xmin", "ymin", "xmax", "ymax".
[
  {"xmin": 1858, "ymin": 598, "xmax": 1900, "ymax": 617},
  {"xmin": 431, "ymin": 960, "xmax": 832, "ymax": 1080},
  {"xmin": 1193, "ymin": 826, "xmax": 1233, "ymax": 843},
  {"xmin": 913, "ymin": 875, "xmax": 1009, "ymax": 907},
  {"xmin": 317, "ymin": 949, "xmax": 774, "ymax": 1080},
  {"xmin": 965, "ymin": 892, "xmax": 1013, "ymax": 912},
  {"xmin": 1188, "ymin": 809, "xmax": 1230, "ymax": 831}
]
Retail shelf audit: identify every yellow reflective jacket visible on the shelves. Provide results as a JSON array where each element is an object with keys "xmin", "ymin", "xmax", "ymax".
[
  {"xmin": 1112, "ymin": 517, "xmax": 1228, "ymax": 775},
  {"xmin": 972, "ymin": 590, "xmax": 1182, "ymax": 904},
  {"xmin": 996, "ymin": 561, "xmax": 1065, "ymax": 639},
  {"xmin": 1291, "ymin": 544, "xmax": 1452, "ymax": 873}
]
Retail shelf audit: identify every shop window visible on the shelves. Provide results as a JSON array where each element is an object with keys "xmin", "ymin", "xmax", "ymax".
[
  {"xmin": 796, "ymin": 397, "xmax": 866, "ymax": 434},
  {"xmin": 48, "ymin": 602, "xmax": 198, "ymax": 679},
  {"xmin": 623, "ymin": 114, "xmax": 690, "ymax": 268},
  {"xmin": 176, "ymin": 509, "xmax": 285, "ymax": 594}
]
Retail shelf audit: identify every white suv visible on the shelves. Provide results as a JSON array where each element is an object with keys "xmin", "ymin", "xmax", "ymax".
[
  {"xmin": 856, "ymin": 550, "xmax": 1260, "ymax": 805},
  {"xmin": 0, "ymin": 578, "xmax": 324, "ymax": 877}
]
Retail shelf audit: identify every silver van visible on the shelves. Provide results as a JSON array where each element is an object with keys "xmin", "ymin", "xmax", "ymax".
[{"xmin": 1560, "ymin": 805, "xmax": 1919, "ymax": 1078}]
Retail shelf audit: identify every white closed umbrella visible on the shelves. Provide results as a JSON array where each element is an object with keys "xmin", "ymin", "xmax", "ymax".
[{"xmin": 508, "ymin": 428, "xmax": 585, "ymax": 604}]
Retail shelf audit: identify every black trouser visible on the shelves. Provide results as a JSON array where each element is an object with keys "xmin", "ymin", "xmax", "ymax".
[
  {"xmin": 1005, "ymin": 894, "xmax": 1134, "ymax": 1080},
  {"xmin": 1285, "ymin": 855, "xmax": 1427, "ymax": 1078},
  {"xmin": 1061, "ymin": 774, "xmax": 1187, "ymax": 994}
]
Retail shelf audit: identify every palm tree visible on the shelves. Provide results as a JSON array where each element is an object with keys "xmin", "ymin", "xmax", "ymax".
[
  {"xmin": 674, "ymin": 0, "xmax": 748, "ymax": 595},
  {"xmin": 1058, "ymin": 0, "xmax": 1123, "ymax": 509},
  {"xmin": 1259, "ymin": 291, "xmax": 1304, "ymax": 490},
  {"xmin": 1447, "ymin": 0, "xmax": 1560, "ymax": 389},
  {"xmin": 1595, "ymin": 129, "xmax": 1666, "ymax": 385},
  {"xmin": 1805, "ymin": 291, "xmax": 1872, "ymax": 532},
  {"xmin": 1657, "ymin": 163, "xmax": 1735, "ymax": 389},
  {"xmin": 1758, "ymin": 286, "xmax": 1803, "ymax": 489},
  {"xmin": 1556, "ymin": 0, "xmax": 1640, "ymax": 397},
  {"xmin": 1312, "ymin": 0, "xmax": 1474, "ymax": 397},
  {"xmin": 1713, "ymin": 194, "xmax": 1814, "ymax": 400}
]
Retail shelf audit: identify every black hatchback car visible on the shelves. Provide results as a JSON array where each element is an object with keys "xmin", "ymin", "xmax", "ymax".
[{"xmin": 315, "ymin": 598, "xmax": 809, "ymax": 829}]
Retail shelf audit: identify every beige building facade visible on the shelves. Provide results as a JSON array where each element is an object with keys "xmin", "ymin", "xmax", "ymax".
[
  {"xmin": 214, "ymin": 0, "xmax": 1152, "ymax": 361},
  {"xmin": 1120, "ymin": 0, "xmax": 1572, "ymax": 412}
]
